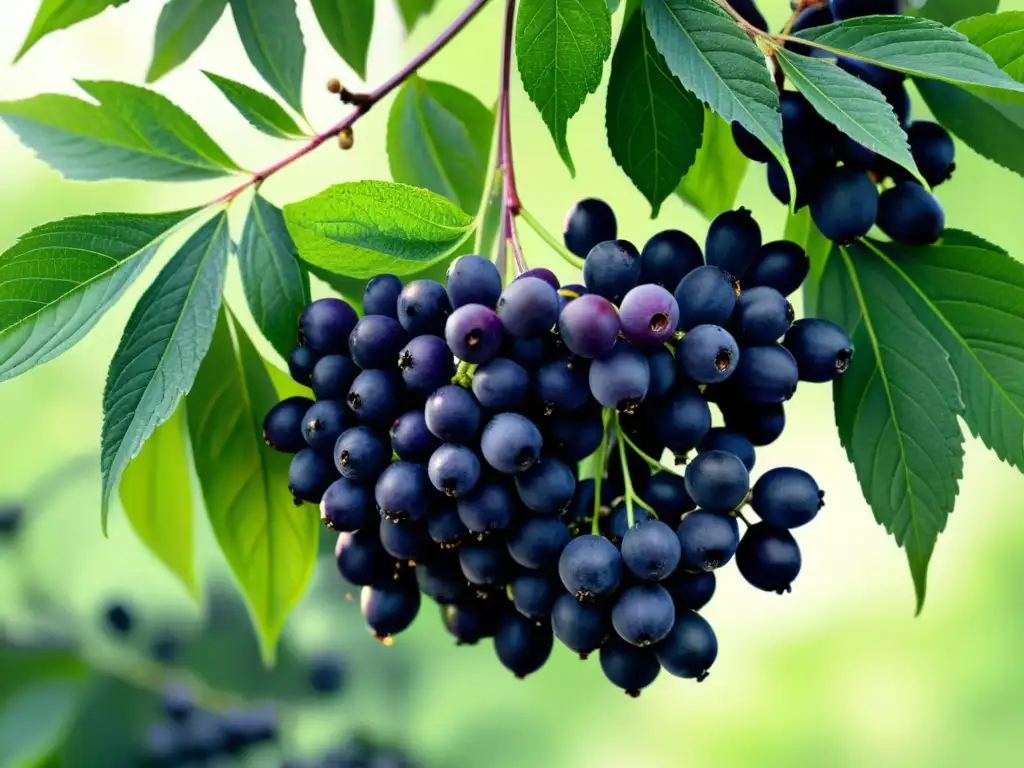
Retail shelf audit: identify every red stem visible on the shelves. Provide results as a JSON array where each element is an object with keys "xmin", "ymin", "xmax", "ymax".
[
  {"xmin": 212, "ymin": 0, "xmax": 493, "ymax": 205},
  {"xmin": 499, "ymin": 0, "xmax": 520, "ymax": 215}
]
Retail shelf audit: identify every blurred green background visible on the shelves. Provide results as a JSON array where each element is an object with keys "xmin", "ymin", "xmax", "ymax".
[{"xmin": 3, "ymin": 1, "xmax": 1024, "ymax": 766}]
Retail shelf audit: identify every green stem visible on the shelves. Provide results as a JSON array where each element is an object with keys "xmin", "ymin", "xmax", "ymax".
[
  {"xmin": 612, "ymin": 411, "xmax": 636, "ymax": 529},
  {"xmin": 591, "ymin": 417, "xmax": 610, "ymax": 536},
  {"xmin": 518, "ymin": 207, "xmax": 585, "ymax": 270},
  {"xmin": 452, "ymin": 361, "xmax": 478, "ymax": 387},
  {"xmin": 619, "ymin": 429, "xmax": 666, "ymax": 473}
]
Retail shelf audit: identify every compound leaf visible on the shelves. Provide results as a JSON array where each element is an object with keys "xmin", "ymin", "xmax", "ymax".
[
  {"xmin": 16, "ymin": 0, "xmax": 124, "ymax": 61},
  {"xmin": 676, "ymin": 110, "xmax": 748, "ymax": 220},
  {"xmin": 203, "ymin": 71, "xmax": 305, "ymax": 138},
  {"xmin": 311, "ymin": 0, "xmax": 374, "ymax": 80},
  {"xmin": 147, "ymin": 0, "xmax": 228, "ymax": 82},
  {"xmin": 228, "ymin": 0, "xmax": 306, "ymax": 114}
]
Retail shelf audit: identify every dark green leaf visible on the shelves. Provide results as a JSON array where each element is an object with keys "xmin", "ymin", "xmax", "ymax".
[
  {"xmin": 784, "ymin": 207, "xmax": 832, "ymax": 317},
  {"xmin": 675, "ymin": 110, "xmax": 748, "ymax": 220},
  {"xmin": 396, "ymin": 0, "xmax": 437, "ymax": 31},
  {"xmin": 606, "ymin": 12, "xmax": 704, "ymax": 217},
  {"xmin": 238, "ymin": 195, "xmax": 310, "ymax": 358},
  {"xmin": 0, "ymin": 641, "xmax": 88, "ymax": 702},
  {"xmin": 773, "ymin": 46, "xmax": 921, "ymax": 183},
  {"xmin": 100, "ymin": 213, "xmax": 230, "ymax": 532},
  {"xmin": 119, "ymin": 402, "xmax": 197, "ymax": 599},
  {"xmin": 796, "ymin": 15, "xmax": 1024, "ymax": 101},
  {"xmin": 59, "ymin": 677, "xmax": 161, "ymax": 768},
  {"xmin": 918, "ymin": 0, "xmax": 999, "ymax": 26},
  {"xmin": 0, "ymin": 80, "xmax": 240, "ymax": 181},
  {"xmin": 516, "ymin": 0, "xmax": 612, "ymax": 175},
  {"xmin": 954, "ymin": 12, "xmax": 1024, "ymax": 82},
  {"xmin": 15, "ymin": 0, "xmax": 123, "ymax": 61},
  {"xmin": 608, "ymin": 0, "xmax": 622, "ymax": 13},
  {"xmin": 186, "ymin": 311, "xmax": 318, "ymax": 663},
  {"xmin": 0, "ymin": 209, "xmax": 197, "ymax": 383},
  {"xmin": 820, "ymin": 243, "xmax": 964, "ymax": 610},
  {"xmin": 869, "ymin": 235, "xmax": 1024, "ymax": 473},
  {"xmin": 311, "ymin": 0, "xmax": 374, "ymax": 80},
  {"xmin": 147, "ymin": 0, "xmax": 228, "ymax": 82},
  {"xmin": 0, "ymin": 680, "xmax": 88, "ymax": 768},
  {"xmin": 203, "ymin": 71, "xmax": 305, "ymax": 138},
  {"xmin": 283, "ymin": 181, "xmax": 475, "ymax": 279},
  {"xmin": 228, "ymin": 0, "xmax": 306, "ymax": 114},
  {"xmin": 644, "ymin": 0, "xmax": 791, "ymax": 198},
  {"xmin": 386, "ymin": 76, "xmax": 495, "ymax": 214}
]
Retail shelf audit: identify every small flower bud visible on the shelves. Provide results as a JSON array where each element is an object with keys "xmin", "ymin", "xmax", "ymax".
[{"xmin": 338, "ymin": 127, "xmax": 354, "ymax": 150}]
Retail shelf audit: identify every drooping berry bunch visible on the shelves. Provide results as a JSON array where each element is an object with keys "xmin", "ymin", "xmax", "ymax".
[
  {"xmin": 261, "ymin": 195, "xmax": 851, "ymax": 695},
  {"xmin": 732, "ymin": 0, "xmax": 955, "ymax": 246}
]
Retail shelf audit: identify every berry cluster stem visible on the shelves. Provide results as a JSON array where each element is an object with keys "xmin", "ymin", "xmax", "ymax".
[
  {"xmin": 210, "ymin": 0, "xmax": 494, "ymax": 206},
  {"xmin": 591, "ymin": 413, "xmax": 611, "ymax": 536},
  {"xmin": 611, "ymin": 411, "xmax": 659, "ymax": 526},
  {"xmin": 496, "ymin": 0, "xmax": 529, "ymax": 275},
  {"xmin": 518, "ymin": 207, "xmax": 585, "ymax": 269}
]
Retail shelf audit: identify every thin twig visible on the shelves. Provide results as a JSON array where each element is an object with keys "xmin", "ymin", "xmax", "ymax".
[{"xmin": 499, "ymin": 0, "xmax": 520, "ymax": 216}]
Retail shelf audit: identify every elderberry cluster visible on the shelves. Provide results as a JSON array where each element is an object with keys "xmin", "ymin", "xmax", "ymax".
[
  {"xmin": 261, "ymin": 195, "xmax": 851, "ymax": 695},
  {"xmin": 732, "ymin": 0, "xmax": 955, "ymax": 246}
]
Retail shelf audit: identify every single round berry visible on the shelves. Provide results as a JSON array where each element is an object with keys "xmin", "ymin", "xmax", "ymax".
[
  {"xmin": 876, "ymin": 182, "xmax": 945, "ymax": 246},
  {"xmin": 705, "ymin": 207, "xmax": 762, "ymax": 279},
  {"xmin": 783, "ymin": 318, "xmax": 854, "ymax": 383},
  {"xmin": 424, "ymin": 385, "xmax": 482, "ymax": 443},
  {"xmin": 639, "ymin": 229, "xmax": 703, "ymax": 289},
  {"xmin": 699, "ymin": 428, "xmax": 756, "ymax": 472},
  {"xmin": 906, "ymin": 121, "xmax": 955, "ymax": 187},
  {"xmin": 546, "ymin": 413, "xmax": 604, "ymax": 462},
  {"xmin": 582, "ymin": 240, "xmax": 641, "ymax": 304},
  {"xmin": 518, "ymin": 267, "xmax": 560, "ymax": 290},
  {"xmin": 379, "ymin": 518, "xmax": 429, "ymax": 562},
  {"xmin": 612, "ymin": 584, "xmax": 676, "ymax": 647},
  {"xmin": 684, "ymin": 450, "xmax": 750, "ymax": 512},
  {"xmin": 446, "ymin": 254, "xmax": 502, "ymax": 309},
  {"xmin": 445, "ymin": 303, "xmax": 504, "ymax": 364},
  {"xmin": 736, "ymin": 522, "xmax": 802, "ymax": 593},
  {"xmin": 360, "ymin": 585, "xmax": 421, "ymax": 639},
  {"xmin": 619, "ymin": 284, "xmax": 679, "ymax": 347},
  {"xmin": 472, "ymin": 357, "xmax": 529, "ymax": 411},
  {"xmin": 374, "ymin": 462, "xmax": 432, "ymax": 521},
  {"xmin": 551, "ymin": 592, "xmax": 610, "ymax": 656},
  {"xmin": 320, "ymin": 477, "xmax": 374, "ymax": 531},
  {"xmin": 535, "ymin": 359, "xmax": 591, "ymax": 412},
  {"xmin": 676, "ymin": 511, "xmax": 741, "ymax": 571},
  {"xmin": 456, "ymin": 482, "xmax": 515, "ymax": 533},
  {"xmin": 830, "ymin": 0, "xmax": 899, "ymax": 20},
  {"xmin": 397, "ymin": 279, "xmax": 451, "ymax": 336},
  {"xmin": 647, "ymin": 348, "xmax": 677, "ymax": 399},
  {"xmin": 362, "ymin": 274, "xmax": 403, "ymax": 317},
  {"xmin": 263, "ymin": 396, "xmax": 314, "ymax": 453},
  {"xmin": 289, "ymin": 448, "xmax": 338, "ymax": 503},
  {"xmin": 504, "ymin": 336, "xmax": 546, "ymax": 367},
  {"xmin": 751, "ymin": 467, "xmax": 824, "ymax": 529},
  {"xmin": 589, "ymin": 342, "xmax": 650, "ymax": 413},
  {"xmin": 426, "ymin": 505, "xmax": 468, "ymax": 549},
  {"xmin": 599, "ymin": 636, "xmax": 661, "ymax": 697},
  {"xmin": 480, "ymin": 413, "xmax": 543, "ymax": 474},
  {"xmin": 654, "ymin": 385, "xmax": 712, "ymax": 456},
  {"xmin": 731, "ymin": 344, "xmax": 800, "ymax": 403},
  {"xmin": 558, "ymin": 293, "xmax": 621, "ymax": 359},
  {"xmin": 510, "ymin": 571, "xmax": 562, "ymax": 620},
  {"xmin": 428, "ymin": 443, "xmax": 481, "ymax": 498},
  {"xmin": 811, "ymin": 167, "xmax": 879, "ymax": 244},
  {"xmin": 721, "ymin": 400, "xmax": 786, "ymax": 446},
  {"xmin": 308, "ymin": 654, "xmax": 346, "ymax": 695},
  {"xmin": 677, "ymin": 324, "xmax": 740, "ymax": 384},
  {"xmin": 442, "ymin": 602, "xmax": 499, "ymax": 645},
  {"xmin": 334, "ymin": 528, "xmax": 393, "ymax": 586},
  {"xmin": 621, "ymin": 519, "xmax": 682, "ymax": 582},
  {"xmin": 346, "ymin": 369, "xmax": 402, "ymax": 426},
  {"xmin": 416, "ymin": 558, "xmax": 469, "ymax": 604},
  {"xmin": 397, "ymin": 334, "xmax": 454, "ymax": 393},
  {"xmin": 496, "ymin": 277, "xmax": 560, "ymax": 338},
  {"xmin": 494, "ymin": 611, "xmax": 553, "ymax": 678},
  {"xmin": 300, "ymin": 298, "xmax": 359, "ymax": 354},
  {"xmin": 287, "ymin": 345, "xmax": 318, "ymax": 385},
  {"xmin": 301, "ymin": 399, "xmax": 350, "ymax": 451},
  {"xmin": 731, "ymin": 121, "xmax": 771, "ymax": 162},
  {"xmin": 458, "ymin": 539, "xmax": 512, "ymax": 585},
  {"xmin": 674, "ymin": 265, "xmax": 739, "ymax": 331},
  {"xmin": 662, "ymin": 569, "xmax": 716, "ymax": 611},
  {"xmin": 563, "ymin": 198, "xmax": 617, "ymax": 258},
  {"xmin": 606, "ymin": 502, "xmax": 652, "ymax": 544},
  {"xmin": 743, "ymin": 240, "xmax": 809, "ymax": 297},
  {"xmin": 641, "ymin": 472, "xmax": 696, "ymax": 529},
  {"xmin": 655, "ymin": 610, "xmax": 718, "ymax": 680},
  {"xmin": 104, "ymin": 601, "xmax": 133, "ymax": 636},
  {"xmin": 515, "ymin": 457, "xmax": 576, "ymax": 515},
  {"xmin": 335, "ymin": 426, "xmax": 390, "ymax": 482},
  {"xmin": 506, "ymin": 515, "xmax": 571, "ymax": 569},
  {"xmin": 310, "ymin": 355, "xmax": 360, "ymax": 401},
  {"xmin": 732, "ymin": 287, "xmax": 794, "ymax": 345},
  {"xmin": 389, "ymin": 410, "xmax": 442, "ymax": 462},
  {"xmin": 348, "ymin": 315, "xmax": 407, "ymax": 370},
  {"xmin": 558, "ymin": 534, "xmax": 623, "ymax": 600}
]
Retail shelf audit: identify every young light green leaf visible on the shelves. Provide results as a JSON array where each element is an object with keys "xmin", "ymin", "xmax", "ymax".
[
  {"xmin": 387, "ymin": 76, "xmax": 495, "ymax": 215},
  {"xmin": 311, "ymin": 0, "xmax": 374, "ymax": 80},
  {"xmin": 773, "ymin": 46, "xmax": 922, "ymax": 183},
  {"xmin": 676, "ymin": 110, "xmax": 748, "ymax": 220},
  {"xmin": 119, "ymin": 402, "xmax": 197, "ymax": 599},
  {"xmin": 869, "ymin": 235, "xmax": 1024, "ymax": 473},
  {"xmin": 955, "ymin": 11, "xmax": 1024, "ymax": 82},
  {"xmin": 228, "ymin": 0, "xmax": 306, "ymax": 114},
  {"xmin": 0, "ymin": 209, "xmax": 197, "ymax": 383},
  {"xmin": 186, "ymin": 311, "xmax": 319, "ymax": 664},
  {"xmin": 15, "ymin": 0, "xmax": 124, "ymax": 61},
  {"xmin": 147, "ymin": 0, "xmax": 228, "ymax": 82},
  {"xmin": 283, "ymin": 181, "xmax": 474, "ymax": 279},
  {"xmin": 917, "ymin": 78, "xmax": 1024, "ymax": 178},
  {"xmin": 100, "ymin": 213, "xmax": 230, "ymax": 532},
  {"xmin": 821, "ymin": 243, "xmax": 964, "ymax": 611},
  {"xmin": 644, "ymin": 0, "xmax": 791, "ymax": 198},
  {"xmin": 238, "ymin": 195, "xmax": 310, "ymax": 358},
  {"xmin": 784, "ymin": 207, "xmax": 832, "ymax": 317},
  {"xmin": 606, "ymin": 12, "xmax": 704, "ymax": 217},
  {"xmin": 516, "ymin": 0, "xmax": 612, "ymax": 175},
  {"xmin": 0, "ymin": 80, "xmax": 240, "ymax": 181},
  {"xmin": 918, "ymin": 0, "xmax": 1000, "ymax": 26},
  {"xmin": 795, "ymin": 15, "xmax": 1024, "ymax": 101},
  {"xmin": 203, "ymin": 71, "xmax": 305, "ymax": 138},
  {"xmin": 396, "ymin": 0, "xmax": 436, "ymax": 31}
]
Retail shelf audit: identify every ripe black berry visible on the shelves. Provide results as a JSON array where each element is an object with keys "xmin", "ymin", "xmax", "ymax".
[
  {"xmin": 582, "ymin": 239, "xmax": 641, "ymax": 304},
  {"xmin": 638, "ymin": 229, "xmax": 703, "ymax": 288},
  {"xmin": 674, "ymin": 265, "xmax": 739, "ymax": 331},
  {"xmin": 397, "ymin": 279, "xmax": 451, "ymax": 336},
  {"xmin": 362, "ymin": 273, "xmax": 403, "ymax": 317},
  {"xmin": 374, "ymin": 461, "xmax": 432, "ymax": 522},
  {"xmin": 655, "ymin": 610, "xmax": 718, "ymax": 680},
  {"xmin": 299, "ymin": 298, "xmax": 358, "ymax": 354},
  {"xmin": 599, "ymin": 635, "xmax": 660, "ymax": 696},
  {"xmin": 558, "ymin": 534, "xmax": 623, "ymax": 600},
  {"xmin": 783, "ymin": 318, "xmax": 854, "ymax": 383},
  {"xmin": 736, "ymin": 523, "xmax": 802, "ymax": 593},
  {"xmin": 705, "ymin": 208, "xmax": 762, "ymax": 280},
  {"xmin": 563, "ymin": 198, "xmax": 617, "ymax": 258},
  {"xmin": 751, "ymin": 467, "xmax": 824, "ymax": 529},
  {"xmin": 446, "ymin": 254, "xmax": 502, "ymax": 309},
  {"xmin": 494, "ymin": 610, "xmax": 553, "ymax": 678},
  {"xmin": 506, "ymin": 515, "xmax": 571, "ymax": 570},
  {"xmin": 611, "ymin": 584, "xmax": 676, "ymax": 646},
  {"xmin": 810, "ymin": 167, "xmax": 879, "ymax": 244},
  {"xmin": 360, "ymin": 584, "xmax": 421, "ymax": 639},
  {"xmin": 876, "ymin": 182, "xmax": 945, "ymax": 246},
  {"xmin": 676, "ymin": 511, "xmax": 741, "ymax": 572},
  {"xmin": 621, "ymin": 519, "xmax": 682, "ymax": 581},
  {"xmin": 263, "ymin": 396, "xmax": 314, "ymax": 453}
]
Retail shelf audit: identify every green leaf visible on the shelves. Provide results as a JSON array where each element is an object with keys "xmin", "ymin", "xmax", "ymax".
[
  {"xmin": 0, "ymin": 80, "xmax": 240, "ymax": 181},
  {"xmin": 954, "ymin": 12, "xmax": 1024, "ymax": 81},
  {"xmin": 100, "ymin": 213, "xmax": 230, "ymax": 532},
  {"xmin": 59, "ymin": 678, "xmax": 161, "ymax": 768},
  {"xmin": 228, "ymin": 0, "xmax": 306, "ymax": 114},
  {"xmin": 283, "ymin": 180, "xmax": 475, "ymax": 280},
  {"xmin": 238, "ymin": 195, "xmax": 310, "ymax": 358},
  {"xmin": 795, "ymin": 15, "xmax": 1024, "ymax": 101},
  {"xmin": 606, "ymin": 11, "xmax": 704, "ymax": 217},
  {"xmin": 186, "ymin": 311, "xmax": 318, "ymax": 664},
  {"xmin": 119, "ymin": 402, "xmax": 197, "ymax": 599},
  {"xmin": 203, "ymin": 71, "xmax": 305, "ymax": 138},
  {"xmin": 644, "ymin": 0, "xmax": 791, "ymax": 199},
  {"xmin": 820, "ymin": 243, "xmax": 964, "ymax": 610},
  {"xmin": 311, "ymin": 0, "xmax": 374, "ymax": 80},
  {"xmin": 773, "ymin": 46, "xmax": 922, "ymax": 183},
  {"xmin": 515, "ymin": 0, "xmax": 612, "ymax": 175},
  {"xmin": 386, "ymin": 76, "xmax": 495, "ymax": 215},
  {"xmin": 0, "ymin": 209, "xmax": 197, "ymax": 383},
  {"xmin": 675, "ymin": 110, "xmax": 748, "ymax": 220},
  {"xmin": 784, "ymin": 207, "xmax": 831, "ymax": 317},
  {"xmin": 918, "ymin": 0, "xmax": 1000, "ymax": 26},
  {"xmin": 472, "ymin": 167, "xmax": 507, "ymax": 267},
  {"xmin": 868, "ymin": 235, "xmax": 1024, "ymax": 473},
  {"xmin": 147, "ymin": 0, "xmax": 228, "ymax": 82},
  {"xmin": 15, "ymin": 0, "xmax": 123, "ymax": 61},
  {"xmin": 396, "ymin": 0, "xmax": 436, "ymax": 31},
  {"xmin": 0, "ymin": 681, "xmax": 88, "ymax": 768}
]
